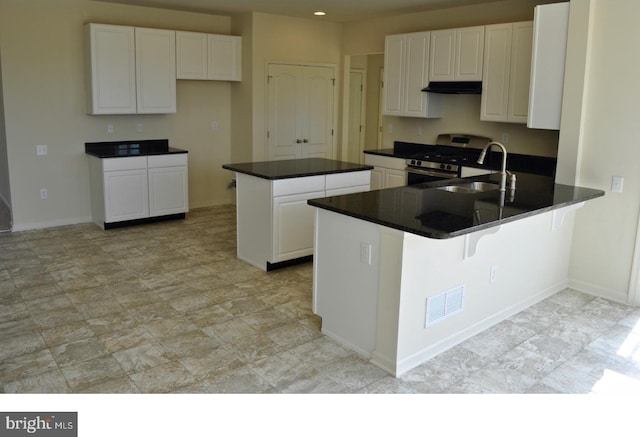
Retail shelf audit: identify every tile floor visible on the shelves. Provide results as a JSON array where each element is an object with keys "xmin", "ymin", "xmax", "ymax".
[{"xmin": 1, "ymin": 205, "xmax": 640, "ymax": 394}]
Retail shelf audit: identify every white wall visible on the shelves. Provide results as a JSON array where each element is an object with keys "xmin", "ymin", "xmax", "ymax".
[
  {"xmin": 0, "ymin": 0, "xmax": 236, "ymax": 230},
  {"xmin": 566, "ymin": 0, "xmax": 640, "ymax": 305}
]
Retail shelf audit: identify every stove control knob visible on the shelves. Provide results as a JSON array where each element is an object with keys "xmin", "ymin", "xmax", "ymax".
[
  {"xmin": 439, "ymin": 164, "xmax": 445, "ymax": 170},
  {"xmin": 417, "ymin": 160, "xmax": 422, "ymax": 166},
  {"xmin": 410, "ymin": 160, "xmax": 416, "ymax": 166},
  {"xmin": 446, "ymin": 164, "xmax": 452, "ymax": 171}
]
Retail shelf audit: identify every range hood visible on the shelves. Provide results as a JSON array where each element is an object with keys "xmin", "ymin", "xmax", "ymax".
[{"xmin": 422, "ymin": 81, "xmax": 482, "ymax": 94}]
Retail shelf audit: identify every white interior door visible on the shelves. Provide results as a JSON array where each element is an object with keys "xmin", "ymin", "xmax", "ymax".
[
  {"xmin": 348, "ymin": 69, "xmax": 365, "ymax": 163},
  {"xmin": 267, "ymin": 64, "xmax": 300, "ymax": 160},
  {"xmin": 267, "ymin": 63, "xmax": 336, "ymax": 160}
]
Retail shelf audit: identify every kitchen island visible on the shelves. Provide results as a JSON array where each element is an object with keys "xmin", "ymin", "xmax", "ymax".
[
  {"xmin": 222, "ymin": 158, "xmax": 372, "ymax": 271},
  {"xmin": 308, "ymin": 173, "xmax": 604, "ymax": 376}
]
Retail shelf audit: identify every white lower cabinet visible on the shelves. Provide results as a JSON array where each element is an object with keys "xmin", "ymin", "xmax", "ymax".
[
  {"xmin": 273, "ymin": 190, "xmax": 325, "ymax": 263},
  {"xmin": 102, "ymin": 158, "xmax": 149, "ymax": 222},
  {"xmin": 235, "ymin": 170, "xmax": 370, "ymax": 271},
  {"xmin": 364, "ymin": 154, "xmax": 406, "ymax": 190},
  {"xmin": 89, "ymin": 154, "xmax": 188, "ymax": 228},
  {"xmin": 148, "ymin": 155, "xmax": 189, "ymax": 216}
]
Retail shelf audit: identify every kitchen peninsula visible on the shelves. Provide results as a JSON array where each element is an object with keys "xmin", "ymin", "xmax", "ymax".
[
  {"xmin": 309, "ymin": 173, "xmax": 604, "ymax": 376},
  {"xmin": 222, "ymin": 158, "xmax": 372, "ymax": 271}
]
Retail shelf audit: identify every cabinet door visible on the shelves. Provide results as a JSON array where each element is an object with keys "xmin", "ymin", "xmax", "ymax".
[
  {"xmin": 272, "ymin": 191, "xmax": 324, "ymax": 263},
  {"xmin": 85, "ymin": 24, "xmax": 137, "ymax": 114},
  {"xmin": 104, "ymin": 169, "xmax": 149, "ymax": 222},
  {"xmin": 383, "ymin": 34, "xmax": 405, "ymax": 116},
  {"xmin": 135, "ymin": 27, "xmax": 177, "ymax": 114},
  {"xmin": 480, "ymin": 23, "xmax": 512, "ymax": 122},
  {"xmin": 176, "ymin": 31, "xmax": 208, "ymax": 80},
  {"xmin": 148, "ymin": 155, "xmax": 188, "ymax": 216},
  {"xmin": 528, "ymin": 2, "xmax": 569, "ymax": 130},
  {"xmin": 404, "ymin": 32, "xmax": 442, "ymax": 117},
  {"xmin": 429, "ymin": 29, "xmax": 456, "ymax": 81},
  {"xmin": 508, "ymin": 22, "xmax": 533, "ymax": 123},
  {"xmin": 207, "ymin": 35, "xmax": 242, "ymax": 81},
  {"xmin": 455, "ymin": 26, "xmax": 484, "ymax": 81},
  {"xmin": 370, "ymin": 167, "xmax": 384, "ymax": 190},
  {"xmin": 385, "ymin": 169, "xmax": 407, "ymax": 188}
]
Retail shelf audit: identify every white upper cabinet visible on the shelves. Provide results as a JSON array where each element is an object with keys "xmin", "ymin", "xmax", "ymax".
[
  {"xmin": 85, "ymin": 23, "xmax": 176, "ymax": 114},
  {"xmin": 481, "ymin": 21, "xmax": 533, "ymax": 123},
  {"xmin": 383, "ymin": 32, "xmax": 442, "ymax": 118},
  {"xmin": 135, "ymin": 27, "xmax": 176, "ymax": 114},
  {"xmin": 429, "ymin": 26, "xmax": 485, "ymax": 82},
  {"xmin": 176, "ymin": 31, "xmax": 242, "ymax": 81},
  {"xmin": 85, "ymin": 24, "xmax": 137, "ymax": 114},
  {"xmin": 527, "ymin": 2, "xmax": 570, "ymax": 130},
  {"xmin": 207, "ymin": 34, "xmax": 242, "ymax": 81},
  {"xmin": 175, "ymin": 31, "xmax": 208, "ymax": 79}
]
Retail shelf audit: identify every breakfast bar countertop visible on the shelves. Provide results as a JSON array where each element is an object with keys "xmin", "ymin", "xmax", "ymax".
[{"xmin": 308, "ymin": 173, "xmax": 605, "ymax": 239}]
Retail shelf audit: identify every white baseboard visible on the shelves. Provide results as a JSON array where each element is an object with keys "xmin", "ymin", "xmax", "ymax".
[
  {"xmin": 568, "ymin": 278, "xmax": 630, "ymax": 306},
  {"xmin": 320, "ymin": 328, "xmax": 372, "ymax": 360},
  {"xmin": 12, "ymin": 216, "xmax": 93, "ymax": 232}
]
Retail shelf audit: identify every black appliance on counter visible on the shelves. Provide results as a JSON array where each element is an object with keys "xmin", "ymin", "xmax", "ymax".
[{"xmin": 403, "ymin": 133, "xmax": 491, "ymax": 185}]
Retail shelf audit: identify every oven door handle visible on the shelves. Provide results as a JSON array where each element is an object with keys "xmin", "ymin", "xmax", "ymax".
[{"xmin": 405, "ymin": 167, "xmax": 457, "ymax": 179}]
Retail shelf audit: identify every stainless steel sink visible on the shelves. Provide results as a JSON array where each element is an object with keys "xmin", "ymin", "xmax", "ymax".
[{"xmin": 437, "ymin": 182, "xmax": 498, "ymax": 194}]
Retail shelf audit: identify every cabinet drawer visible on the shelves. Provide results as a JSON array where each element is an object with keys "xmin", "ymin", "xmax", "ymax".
[
  {"xmin": 325, "ymin": 171, "xmax": 371, "ymax": 190},
  {"xmin": 102, "ymin": 156, "xmax": 147, "ymax": 172},
  {"xmin": 148, "ymin": 153, "xmax": 188, "ymax": 168},
  {"xmin": 364, "ymin": 154, "xmax": 406, "ymax": 171},
  {"xmin": 273, "ymin": 175, "xmax": 325, "ymax": 197}
]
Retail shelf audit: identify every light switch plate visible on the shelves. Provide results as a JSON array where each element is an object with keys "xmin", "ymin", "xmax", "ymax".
[{"xmin": 612, "ymin": 176, "xmax": 624, "ymax": 193}]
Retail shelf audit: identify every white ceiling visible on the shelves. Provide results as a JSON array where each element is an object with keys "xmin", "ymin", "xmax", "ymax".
[{"xmin": 94, "ymin": 0, "xmax": 505, "ymax": 23}]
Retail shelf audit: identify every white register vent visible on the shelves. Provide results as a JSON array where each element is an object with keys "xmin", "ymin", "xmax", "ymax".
[{"xmin": 425, "ymin": 285, "xmax": 465, "ymax": 327}]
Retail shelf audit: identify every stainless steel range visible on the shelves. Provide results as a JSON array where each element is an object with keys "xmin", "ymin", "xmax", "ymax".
[{"xmin": 404, "ymin": 133, "xmax": 492, "ymax": 185}]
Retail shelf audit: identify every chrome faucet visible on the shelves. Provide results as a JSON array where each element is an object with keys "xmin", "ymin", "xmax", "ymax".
[{"xmin": 477, "ymin": 141, "xmax": 516, "ymax": 193}]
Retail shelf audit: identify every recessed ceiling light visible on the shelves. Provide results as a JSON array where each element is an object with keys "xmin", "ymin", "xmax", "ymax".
[{"xmin": 314, "ymin": 11, "xmax": 326, "ymax": 16}]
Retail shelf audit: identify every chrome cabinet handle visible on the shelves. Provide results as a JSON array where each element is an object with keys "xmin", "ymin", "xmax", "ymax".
[
  {"xmin": 303, "ymin": 139, "xmax": 309, "ymax": 143},
  {"xmin": 296, "ymin": 139, "xmax": 302, "ymax": 143}
]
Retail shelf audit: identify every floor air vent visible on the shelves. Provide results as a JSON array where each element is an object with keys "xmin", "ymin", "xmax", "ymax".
[{"xmin": 425, "ymin": 285, "xmax": 465, "ymax": 327}]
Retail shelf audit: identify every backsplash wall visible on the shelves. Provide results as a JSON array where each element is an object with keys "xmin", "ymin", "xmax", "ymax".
[{"xmin": 381, "ymin": 94, "xmax": 560, "ymax": 157}]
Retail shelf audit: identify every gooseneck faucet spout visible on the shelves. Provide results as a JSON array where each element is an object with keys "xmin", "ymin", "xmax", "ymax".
[{"xmin": 477, "ymin": 141, "xmax": 515, "ymax": 193}]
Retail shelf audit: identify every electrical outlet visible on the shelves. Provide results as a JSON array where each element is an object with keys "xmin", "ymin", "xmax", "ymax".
[
  {"xmin": 387, "ymin": 124, "xmax": 393, "ymax": 134},
  {"xmin": 360, "ymin": 242, "xmax": 372, "ymax": 265},
  {"xmin": 490, "ymin": 265, "xmax": 498, "ymax": 283},
  {"xmin": 501, "ymin": 133, "xmax": 509, "ymax": 144},
  {"xmin": 36, "ymin": 145, "xmax": 48, "ymax": 156},
  {"xmin": 40, "ymin": 189, "xmax": 48, "ymax": 200},
  {"xmin": 107, "ymin": 124, "xmax": 114, "ymax": 134},
  {"xmin": 136, "ymin": 123, "xmax": 143, "ymax": 133},
  {"xmin": 211, "ymin": 121, "xmax": 219, "ymax": 131}
]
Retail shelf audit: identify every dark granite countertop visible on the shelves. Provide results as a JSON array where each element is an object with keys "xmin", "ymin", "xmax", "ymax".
[
  {"xmin": 222, "ymin": 158, "xmax": 373, "ymax": 180},
  {"xmin": 308, "ymin": 173, "xmax": 604, "ymax": 239},
  {"xmin": 364, "ymin": 142, "xmax": 557, "ymax": 177},
  {"xmin": 85, "ymin": 139, "xmax": 187, "ymax": 158}
]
